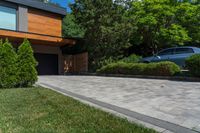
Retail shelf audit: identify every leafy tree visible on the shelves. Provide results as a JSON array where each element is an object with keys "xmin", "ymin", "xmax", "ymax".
[
  {"xmin": 69, "ymin": 0, "xmax": 199, "ymax": 70},
  {"xmin": 128, "ymin": 0, "xmax": 191, "ymax": 56},
  {"xmin": 17, "ymin": 39, "xmax": 38, "ymax": 87},
  {"xmin": 176, "ymin": 2, "xmax": 200, "ymax": 46},
  {"xmin": 71, "ymin": 0, "xmax": 133, "ymax": 70},
  {"xmin": 160, "ymin": 24, "xmax": 191, "ymax": 45},
  {"xmin": 62, "ymin": 14, "xmax": 85, "ymax": 38},
  {"xmin": 0, "ymin": 39, "xmax": 18, "ymax": 88}
]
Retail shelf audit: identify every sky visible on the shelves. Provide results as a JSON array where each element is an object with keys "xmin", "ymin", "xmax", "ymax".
[{"xmin": 51, "ymin": 0, "xmax": 74, "ymax": 12}]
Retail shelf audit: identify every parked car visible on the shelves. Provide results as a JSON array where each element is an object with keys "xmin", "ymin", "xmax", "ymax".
[{"xmin": 141, "ymin": 47, "xmax": 200, "ymax": 67}]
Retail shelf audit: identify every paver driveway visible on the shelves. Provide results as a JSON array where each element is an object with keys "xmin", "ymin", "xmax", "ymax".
[{"xmin": 38, "ymin": 76, "xmax": 200, "ymax": 132}]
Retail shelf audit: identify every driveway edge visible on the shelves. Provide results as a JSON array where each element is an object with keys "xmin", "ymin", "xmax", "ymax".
[
  {"xmin": 66, "ymin": 73, "xmax": 200, "ymax": 82},
  {"xmin": 37, "ymin": 82, "xmax": 199, "ymax": 133}
]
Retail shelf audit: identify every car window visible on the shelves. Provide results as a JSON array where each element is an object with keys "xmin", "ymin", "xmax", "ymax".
[
  {"xmin": 198, "ymin": 48, "xmax": 200, "ymax": 53},
  {"xmin": 175, "ymin": 48, "xmax": 194, "ymax": 54},
  {"xmin": 158, "ymin": 49, "xmax": 174, "ymax": 56}
]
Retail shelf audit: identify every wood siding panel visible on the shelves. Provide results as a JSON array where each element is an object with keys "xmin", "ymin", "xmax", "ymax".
[
  {"xmin": 28, "ymin": 8, "xmax": 62, "ymax": 37},
  {"xmin": 64, "ymin": 53, "xmax": 88, "ymax": 73}
]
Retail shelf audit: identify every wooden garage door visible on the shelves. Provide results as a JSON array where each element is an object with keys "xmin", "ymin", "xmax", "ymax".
[{"xmin": 34, "ymin": 53, "xmax": 58, "ymax": 75}]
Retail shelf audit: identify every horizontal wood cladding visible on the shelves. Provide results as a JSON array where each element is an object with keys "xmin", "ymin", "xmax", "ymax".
[
  {"xmin": 0, "ymin": 29, "xmax": 76, "ymax": 46},
  {"xmin": 28, "ymin": 8, "xmax": 62, "ymax": 37},
  {"xmin": 64, "ymin": 53, "xmax": 88, "ymax": 73}
]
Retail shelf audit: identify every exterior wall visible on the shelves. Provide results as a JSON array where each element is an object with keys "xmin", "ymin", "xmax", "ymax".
[
  {"xmin": 73, "ymin": 53, "xmax": 88, "ymax": 72},
  {"xmin": 18, "ymin": 5, "xmax": 28, "ymax": 32},
  {"xmin": 0, "ymin": 1, "xmax": 63, "ymax": 37},
  {"xmin": 0, "ymin": 1, "xmax": 88, "ymax": 74},
  {"xmin": 28, "ymin": 8, "xmax": 62, "ymax": 37},
  {"xmin": 64, "ymin": 53, "xmax": 88, "ymax": 73},
  {"xmin": 32, "ymin": 44, "xmax": 64, "ymax": 75}
]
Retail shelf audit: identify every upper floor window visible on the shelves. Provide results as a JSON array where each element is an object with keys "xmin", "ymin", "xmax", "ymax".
[{"xmin": 0, "ymin": 5, "xmax": 17, "ymax": 30}]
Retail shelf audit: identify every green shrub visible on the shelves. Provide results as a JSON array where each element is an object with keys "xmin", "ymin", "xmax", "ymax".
[
  {"xmin": 120, "ymin": 54, "xmax": 142, "ymax": 63},
  {"xmin": 97, "ymin": 57, "xmax": 117, "ymax": 69},
  {"xmin": 144, "ymin": 62, "xmax": 181, "ymax": 76},
  {"xmin": 186, "ymin": 54, "xmax": 200, "ymax": 77},
  {"xmin": 17, "ymin": 39, "xmax": 38, "ymax": 87},
  {"xmin": 95, "ymin": 54, "xmax": 141, "ymax": 71},
  {"xmin": 97, "ymin": 61, "xmax": 181, "ymax": 76},
  {"xmin": 0, "ymin": 39, "xmax": 18, "ymax": 88},
  {"xmin": 97, "ymin": 62, "xmax": 129, "ymax": 74}
]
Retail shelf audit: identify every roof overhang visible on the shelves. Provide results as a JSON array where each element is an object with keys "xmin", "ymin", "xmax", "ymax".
[
  {"xmin": 0, "ymin": 29, "xmax": 76, "ymax": 47},
  {"xmin": 4, "ymin": 0, "xmax": 67, "ymax": 16}
]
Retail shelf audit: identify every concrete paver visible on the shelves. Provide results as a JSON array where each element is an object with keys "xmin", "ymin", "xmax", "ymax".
[{"xmin": 38, "ymin": 76, "xmax": 200, "ymax": 132}]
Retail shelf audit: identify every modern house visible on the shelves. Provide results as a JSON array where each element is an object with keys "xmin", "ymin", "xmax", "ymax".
[{"xmin": 0, "ymin": 0, "xmax": 88, "ymax": 75}]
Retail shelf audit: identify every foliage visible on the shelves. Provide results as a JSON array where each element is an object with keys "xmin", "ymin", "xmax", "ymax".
[
  {"xmin": 120, "ymin": 54, "xmax": 142, "ymax": 63},
  {"xmin": 71, "ymin": 0, "xmax": 133, "ymax": 71},
  {"xmin": 17, "ymin": 39, "xmax": 38, "ymax": 87},
  {"xmin": 186, "ymin": 54, "xmax": 200, "ymax": 77},
  {"xmin": 128, "ymin": 0, "xmax": 192, "ymax": 55},
  {"xmin": 0, "ymin": 39, "xmax": 18, "ymax": 88},
  {"xmin": 143, "ymin": 62, "xmax": 181, "ymax": 76},
  {"xmin": 67, "ymin": 0, "xmax": 200, "ymax": 71},
  {"xmin": 62, "ymin": 14, "xmax": 85, "ymax": 38},
  {"xmin": 160, "ymin": 24, "xmax": 191, "ymax": 45},
  {"xmin": 97, "ymin": 54, "xmax": 142, "ymax": 69},
  {"xmin": 176, "ymin": 2, "xmax": 200, "ymax": 46},
  {"xmin": 97, "ymin": 61, "xmax": 181, "ymax": 76},
  {"xmin": 0, "ymin": 38, "xmax": 38, "ymax": 88},
  {"xmin": 97, "ymin": 57, "xmax": 117, "ymax": 70}
]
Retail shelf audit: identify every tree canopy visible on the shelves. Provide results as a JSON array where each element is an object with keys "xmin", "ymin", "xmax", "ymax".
[
  {"xmin": 63, "ymin": 0, "xmax": 200, "ymax": 70},
  {"xmin": 62, "ymin": 14, "xmax": 85, "ymax": 38},
  {"xmin": 70, "ymin": 0, "xmax": 133, "ymax": 70}
]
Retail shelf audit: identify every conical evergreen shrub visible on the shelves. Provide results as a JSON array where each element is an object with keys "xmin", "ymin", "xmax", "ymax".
[
  {"xmin": 17, "ymin": 39, "xmax": 38, "ymax": 87},
  {"xmin": 0, "ymin": 39, "xmax": 18, "ymax": 88}
]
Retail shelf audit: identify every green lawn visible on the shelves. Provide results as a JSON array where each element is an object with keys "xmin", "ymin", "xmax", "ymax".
[{"xmin": 0, "ymin": 87, "xmax": 157, "ymax": 133}]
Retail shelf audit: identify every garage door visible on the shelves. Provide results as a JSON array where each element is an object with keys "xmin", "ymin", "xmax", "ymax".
[{"xmin": 34, "ymin": 53, "xmax": 58, "ymax": 75}]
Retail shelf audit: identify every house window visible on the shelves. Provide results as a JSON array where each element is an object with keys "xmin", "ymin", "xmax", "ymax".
[{"xmin": 0, "ymin": 5, "xmax": 17, "ymax": 30}]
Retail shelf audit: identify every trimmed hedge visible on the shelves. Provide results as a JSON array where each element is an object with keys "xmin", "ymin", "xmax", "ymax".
[
  {"xmin": 97, "ymin": 61, "xmax": 181, "ymax": 76},
  {"xmin": 186, "ymin": 54, "xmax": 200, "ymax": 77}
]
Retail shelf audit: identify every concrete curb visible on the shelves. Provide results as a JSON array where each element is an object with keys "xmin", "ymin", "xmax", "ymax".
[
  {"xmin": 38, "ymin": 83, "xmax": 199, "ymax": 133},
  {"xmin": 65, "ymin": 73, "xmax": 200, "ymax": 82}
]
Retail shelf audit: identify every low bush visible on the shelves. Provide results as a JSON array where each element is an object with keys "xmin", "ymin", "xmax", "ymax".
[
  {"xmin": 97, "ymin": 61, "xmax": 181, "ymax": 76},
  {"xmin": 120, "ymin": 54, "xmax": 142, "ymax": 63},
  {"xmin": 97, "ymin": 54, "xmax": 142, "ymax": 70},
  {"xmin": 97, "ymin": 57, "xmax": 117, "ymax": 70},
  {"xmin": 143, "ymin": 62, "xmax": 181, "ymax": 76},
  {"xmin": 186, "ymin": 54, "xmax": 200, "ymax": 77}
]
